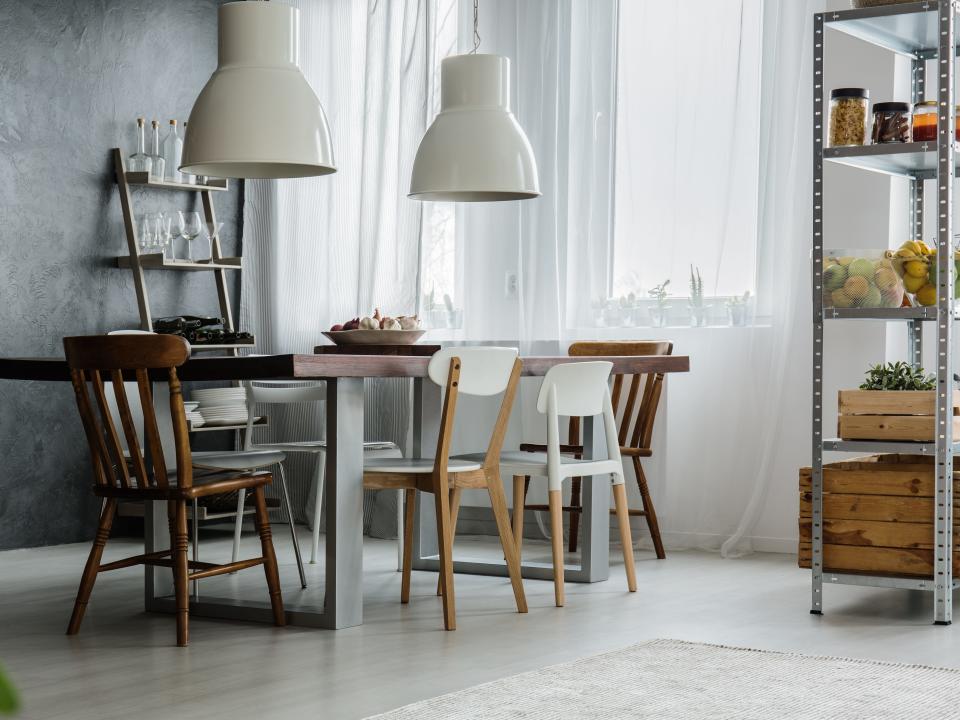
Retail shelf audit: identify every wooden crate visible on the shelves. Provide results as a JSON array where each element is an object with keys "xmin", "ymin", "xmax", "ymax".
[
  {"xmin": 798, "ymin": 454, "xmax": 960, "ymax": 578},
  {"xmin": 837, "ymin": 390, "xmax": 960, "ymax": 442}
]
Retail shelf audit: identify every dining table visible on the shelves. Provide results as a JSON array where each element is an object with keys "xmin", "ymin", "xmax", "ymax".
[{"xmin": 0, "ymin": 350, "xmax": 689, "ymax": 630}]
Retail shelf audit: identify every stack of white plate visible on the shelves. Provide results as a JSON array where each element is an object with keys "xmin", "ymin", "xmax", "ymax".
[
  {"xmin": 191, "ymin": 387, "xmax": 250, "ymax": 427},
  {"xmin": 184, "ymin": 401, "xmax": 205, "ymax": 429}
]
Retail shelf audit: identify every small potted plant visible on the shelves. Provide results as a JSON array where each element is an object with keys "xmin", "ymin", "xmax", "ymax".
[
  {"xmin": 648, "ymin": 279, "xmax": 671, "ymax": 328},
  {"xmin": 688, "ymin": 265, "xmax": 709, "ymax": 327},
  {"xmin": 726, "ymin": 290, "xmax": 751, "ymax": 326}
]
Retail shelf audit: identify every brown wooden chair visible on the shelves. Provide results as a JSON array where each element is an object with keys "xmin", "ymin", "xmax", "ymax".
[
  {"xmin": 63, "ymin": 334, "xmax": 285, "ymax": 646},
  {"xmin": 519, "ymin": 341, "xmax": 672, "ymax": 559},
  {"xmin": 362, "ymin": 347, "xmax": 528, "ymax": 631}
]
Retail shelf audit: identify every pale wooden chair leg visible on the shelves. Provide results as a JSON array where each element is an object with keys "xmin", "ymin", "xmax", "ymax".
[
  {"xmin": 437, "ymin": 488, "xmax": 462, "ymax": 596},
  {"xmin": 613, "ymin": 483, "xmax": 637, "ymax": 592},
  {"xmin": 512, "ymin": 475, "xmax": 525, "ymax": 557},
  {"xmin": 67, "ymin": 498, "xmax": 117, "ymax": 636},
  {"xmin": 172, "ymin": 500, "xmax": 190, "ymax": 647},
  {"xmin": 568, "ymin": 476, "xmax": 582, "ymax": 553},
  {"xmin": 548, "ymin": 489, "xmax": 565, "ymax": 607},
  {"xmin": 634, "ymin": 456, "xmax": 665, "ymax": 559},
  {"xmin": 487, "ymin": 473, "xmax": 528, "ymax": 613},
  {"xmin": 253, "ymin": 486, "xmax": 286, "ymax": 626},
  {"xmin": 401, "ymin": 489, "xmax": 416, "ymax": 604},
  {"xmin": 433, "ymin": 474, "xmax": 456, "ymax": 630}
]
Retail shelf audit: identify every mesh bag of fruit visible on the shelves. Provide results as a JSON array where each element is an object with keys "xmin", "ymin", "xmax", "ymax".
[{"xmin": 822, "ymin": 250, "xmax": 905, "ymax": 309}]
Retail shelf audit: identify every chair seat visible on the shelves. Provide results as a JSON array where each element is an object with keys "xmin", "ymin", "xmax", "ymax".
[
  {"xmin": 192, "ymin": 450, "xmax": 286, "ymax": 471},
  {"xmin": 251, "ymin": 440, "xmax": 399, "ymax": 454},
  {"xmin": 363, "ymin": 457, "xmax": 483, "ymax": 474},
  {"xmin": 95, "ymin": 471, "xmax": 273, "ymax": 500},
  {"xmin": 454, "ymin": 451, "xmax": 615, "ymax": 480}
]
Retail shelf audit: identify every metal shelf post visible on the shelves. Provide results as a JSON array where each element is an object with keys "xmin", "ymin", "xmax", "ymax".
[
  {"xmin": 811, "ymin": 11, "xmax": 825, "ymax": 615},
  {"xmin": 933, "ymin": 0, "xmax": 955, "ymax": 625}
]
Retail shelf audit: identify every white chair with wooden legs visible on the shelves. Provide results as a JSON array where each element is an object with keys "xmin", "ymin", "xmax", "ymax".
[
  {"xmin": 362, "ymin": 347, "xmax": 528, "ymax": 631},
  {"xmin": 234, "ymin": 380, "xmax": 402, "ymax": 570},
  {"xmin": 491, "ymin": 361, "xmax": 637, "ymax": 607}
]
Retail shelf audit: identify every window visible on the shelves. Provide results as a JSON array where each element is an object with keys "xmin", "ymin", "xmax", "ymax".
[
  {"xmin": 418, "ymin": 0, "xmax": 463, "ymax": 330},
  {"xmin": 612, "ymin": 0, "xmax": 762, "ymax": 307}
]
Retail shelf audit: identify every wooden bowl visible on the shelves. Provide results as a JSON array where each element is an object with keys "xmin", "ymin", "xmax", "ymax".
[{"xmin": 322, "ymin": 329, "xmax": 426, "ymax": 346}]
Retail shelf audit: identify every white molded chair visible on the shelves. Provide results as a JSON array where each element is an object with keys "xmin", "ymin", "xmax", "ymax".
[
  {"xmin": 478, "ymin": 361, "xmax": 637, "ymax": 607},
  {"xmin": 237, "ymin": 380, "xmax": 402, "ymax": 569}
]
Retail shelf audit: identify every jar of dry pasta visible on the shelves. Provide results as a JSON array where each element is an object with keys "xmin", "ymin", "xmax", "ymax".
[{"xmin": 829, "ymin": 88, "xmax": 869, "ymax": 147}]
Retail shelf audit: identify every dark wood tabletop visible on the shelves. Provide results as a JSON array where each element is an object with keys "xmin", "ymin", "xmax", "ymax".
[{"xmin": 0, "ymin": 352, "xmax": 689, "ymax": 382}]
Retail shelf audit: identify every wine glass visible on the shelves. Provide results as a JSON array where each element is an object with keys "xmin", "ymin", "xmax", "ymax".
[
  {"xmin": 156, "ymin": 212, "xmax": 173, "ymax": 262},
  {"xmin": 139, "ymin": 213, "xmax": 155, "ymax": 253},
  {"xmin": 178, "ymin": 211, "xmax": 202, "ymax": 262},
  {"xmin": 200, "ymin": 221, "xmax": 224, "ymax": 262}
]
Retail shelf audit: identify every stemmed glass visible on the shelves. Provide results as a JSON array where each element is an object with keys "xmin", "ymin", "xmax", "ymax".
[
  {"xmin": 139, "ymin": 213, "xmax": 158, "ymax": 253},
  {"xmin": 199, "ymin": 221, "xmax": 224, "ymax": 262},
  {"xmin": 156, "ymin": 212, "xmax": 173, "ymax": 262},
  {"xmin": 178, "ymin": 211, "xmax": 202, "ymax": 262}
]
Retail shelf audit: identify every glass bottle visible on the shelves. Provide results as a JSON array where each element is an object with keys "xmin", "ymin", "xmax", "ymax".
[
  {"xmin": 128, "ymin": 118, "xmax": 153, "ymax": 174},
  {"xmin": 182, "ymin": 122, "xmax": 196, "ymax": 184},
  {"xmin": 149, "ymin": 120, "xmax": 165, "ymax": 182},
  {"xmin": 162, "ymin": 119, "xmax": 183, "ymax": 183}
]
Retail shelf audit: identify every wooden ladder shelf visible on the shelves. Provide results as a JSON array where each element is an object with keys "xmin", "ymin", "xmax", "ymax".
[{"xmin": 112, "ymin": 147, "xmax": 253, "ymax": 355}]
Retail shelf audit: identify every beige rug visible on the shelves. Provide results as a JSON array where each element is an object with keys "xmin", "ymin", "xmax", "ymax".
[{"xmin": 366, "ymin": 639, "xmax": 960, "ymax": 719}]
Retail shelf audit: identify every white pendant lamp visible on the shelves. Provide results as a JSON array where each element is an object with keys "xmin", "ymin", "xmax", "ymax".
[
  {"xmin": 180, "ymin": 1, "xmax": 335, "ymax": 179},
  {"xmin": 409, "ymin": 2, "xmax": 539, "ymax": 201}
]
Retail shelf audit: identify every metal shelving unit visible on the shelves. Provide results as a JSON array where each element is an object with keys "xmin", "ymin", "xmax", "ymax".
[{"xmin": 813, "ymin": 0, "xmax": 957, "ymax": 624}]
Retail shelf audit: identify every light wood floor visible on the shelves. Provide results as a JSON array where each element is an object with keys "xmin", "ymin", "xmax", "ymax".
[{"xmin": 1, "ymin": 529, "xmax": 959, "ymax": 720}]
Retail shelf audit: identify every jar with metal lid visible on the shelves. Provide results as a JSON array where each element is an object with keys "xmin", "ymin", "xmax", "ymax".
[
  {"xmin": 829, "ymin": 88, "xmax": 869, "ymax": 147},
  {"xmin": 871, "ymin": 102, "xmax": 911, "ymax": 144},
  {"xmin": 912, "ymin": 100, "xmax": 937, "ymax": 142}
]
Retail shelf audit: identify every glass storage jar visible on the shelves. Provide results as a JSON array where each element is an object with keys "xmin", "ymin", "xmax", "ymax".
[
  {"xmin": 872, "ymin": 102, "xmax": 911, "ymax": 144},
  {"xmin": 829, "ymin": 88, "xmax": 869, "ymax": 147},
  {"xmin": 912, "ymin": 101, "xmax": 937, "ymax": 142}
]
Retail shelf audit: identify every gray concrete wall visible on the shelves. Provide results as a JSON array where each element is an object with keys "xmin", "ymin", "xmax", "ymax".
[{"xmin": 0, "ymin": 0, "xmax": 241, "ymax": 549}]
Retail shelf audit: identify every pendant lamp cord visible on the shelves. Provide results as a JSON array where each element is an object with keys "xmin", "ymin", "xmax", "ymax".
[{"xmin": 472, "ymin": 0, "xmax": 481, "ymax": 53}]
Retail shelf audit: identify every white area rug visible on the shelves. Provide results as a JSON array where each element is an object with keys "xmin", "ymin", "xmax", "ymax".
[{"xmin": 366, "ymin": 639, "xmax": 960, "ymax": 719}]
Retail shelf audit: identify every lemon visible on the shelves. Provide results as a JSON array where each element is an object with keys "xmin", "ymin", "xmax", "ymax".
[
  {"xmin": 916, "ymin": 284, "xmax": 937, "ymax": 306},
  {"xmin": 903, "ymin": 273, "xmax": 926, "ymax": 293},
  {"xmin": 905, "ymin": 260, "xmax": 929, "ymax": 278}
]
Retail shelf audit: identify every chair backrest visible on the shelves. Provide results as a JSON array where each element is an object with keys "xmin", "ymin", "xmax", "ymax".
[
  {"xmin": 537, "ymin": 361, "xmax": 619, "ymax": 469},
  {"xmin": 243, "ymin": 380, "xmax": 327, "ymax": 450},
  {"xmin": 64, "ymin": 334, "xmax": 192, "ymax": 491},
  {"xmin": 568, "ymin": 341, "xmax": 672, "ymax": 451},
  {"xmin": 427, "ymin": 347, "xmax": 522, "ymax": 471}
]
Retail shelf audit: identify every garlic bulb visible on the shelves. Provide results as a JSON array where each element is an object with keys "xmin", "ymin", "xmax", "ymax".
[
  {"xmin": 382, "ymin": 318, "xmax": 401, "ymax": 331},
  {"xmin": 359, "ymin": 316, "xmax": 378, "ymax": 330},
  {"xmin": 398, "ymin": 315, "xmax": 420, "ymax": 330}
]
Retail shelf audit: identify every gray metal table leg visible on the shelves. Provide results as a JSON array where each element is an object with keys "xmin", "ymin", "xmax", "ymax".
[{"xmin": 322, "ymin": 377, "xmax": 365, "ymax": 629}]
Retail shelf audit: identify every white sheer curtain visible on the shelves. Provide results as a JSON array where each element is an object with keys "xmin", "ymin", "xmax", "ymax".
[
  {"xmin": 450, "ymin": 0, "xmax": 821, "ymax": 555},
  {"xmin": 241, "ymin": 0, "xmax": 435, "ymax": 532},
  {"xmin": 719, "ymin": 0, "xmax": 823, "ymax": 556}
]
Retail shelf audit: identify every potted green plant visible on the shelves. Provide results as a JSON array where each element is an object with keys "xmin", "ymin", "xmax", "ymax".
[
  {"xmin": 688, "ymin": 265, "xmax": 709, "ymax": 327},
  {"xmin": 0, "ymin": 664, "xmax": 19, "ymax": 716},
  {"xmin": 726, "ymin": 290, "xmax": 751, "ymax": 326},
  {"xmin": 648, "ymin": 280, "xmax": 671, "ymax": 328}
]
